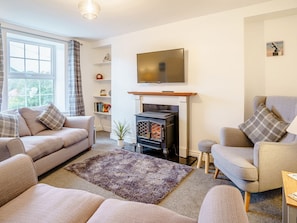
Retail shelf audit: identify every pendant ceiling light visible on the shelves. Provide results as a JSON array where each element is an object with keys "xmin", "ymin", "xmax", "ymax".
[{"xmin": 78, "ymin": 0, "xmax": 100, "ymax": 20}]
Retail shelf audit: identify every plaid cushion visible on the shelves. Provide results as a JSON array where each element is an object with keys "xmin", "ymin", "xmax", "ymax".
[
  {"xmin": 239, "ymin": 104, "xmax": 289, "ymax": 144},
  {"xmin": 38, "ymin": 104, "xmax": 66, "ymax": 130},
  {"xmin": 0, "ymin": 113, "xmax": 19, "ymax": 137}
]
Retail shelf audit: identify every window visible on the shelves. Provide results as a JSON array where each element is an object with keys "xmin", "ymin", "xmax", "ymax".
[{"xmin": 4, "ymin": 32, "xmax": 66, "ymax": 111}]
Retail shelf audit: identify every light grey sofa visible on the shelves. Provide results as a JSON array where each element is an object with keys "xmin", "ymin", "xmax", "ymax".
[
  {"xmin": 212, "ymin": 96, "xmax": 297, "ymax": 211},
  {"xmin": 0, "ymin": 106, "xmax": 95, "ymax": 176},
  {"xmin": 0, "ymin": 154, "xmax": 249, "ymax": 223}
]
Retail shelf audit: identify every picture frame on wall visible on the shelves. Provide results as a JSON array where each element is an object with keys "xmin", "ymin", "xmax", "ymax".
[{"xmin": 266, "ymin": 41, "xmax": 284, "ymax": 57}]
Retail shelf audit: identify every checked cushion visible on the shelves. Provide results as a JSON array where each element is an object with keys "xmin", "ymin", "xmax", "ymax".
[
  {"xmin": 239, "ymin": 103, "xmax": 289, "ymax": 144},
  {"xmin": 38, "ymin": 104, "xmax": 66, "ymax": 130}
]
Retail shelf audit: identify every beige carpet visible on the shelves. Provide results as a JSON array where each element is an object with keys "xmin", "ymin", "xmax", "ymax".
[{"xmin": 40, "ymin": 131, "xmax": 282, "ymax": 222}]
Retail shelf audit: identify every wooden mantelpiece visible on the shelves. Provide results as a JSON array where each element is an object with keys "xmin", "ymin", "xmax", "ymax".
[
  {"xmin": 128, "ymin": 91, "xmax": 197, "ymax": 97},
  {"xmin": 129, "ymin": 91, "xmax": 197, "ymax": 158}
]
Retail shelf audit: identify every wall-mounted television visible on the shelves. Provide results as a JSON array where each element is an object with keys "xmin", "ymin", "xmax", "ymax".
[{"xmin": 137, "ymin": 48, "xmax": 185, "ymax": 83}]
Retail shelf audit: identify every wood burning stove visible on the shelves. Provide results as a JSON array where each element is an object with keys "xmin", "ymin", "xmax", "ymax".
[{"xmin": 136, "ymin": 111, "xmax": 177, "ymax": 157}]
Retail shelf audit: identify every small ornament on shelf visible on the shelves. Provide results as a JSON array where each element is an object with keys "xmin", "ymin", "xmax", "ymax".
[
  {"xmin": 102, "ymin": 104, "xmax": 111, "ymax": 113},
  {"xmin": 103, "ymin": 53, "xmax": 111, "ymax": 62},
  {"xmin": 96, "ymin": 73, "xmax": 103, "ymax": 80},
  {"xmin": 100, "ymin": 89, "xmax": 107, "ymax": 96}
]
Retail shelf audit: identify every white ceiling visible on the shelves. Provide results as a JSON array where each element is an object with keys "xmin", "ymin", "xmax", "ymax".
[{"xmin": 0, "ymin": 0, "xmax": 271, "ymax": 40}]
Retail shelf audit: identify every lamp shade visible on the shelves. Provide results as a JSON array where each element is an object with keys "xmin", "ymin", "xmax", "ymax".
[
  {"xmin": 78, "ymin": 0, "xmax": 100, "ymax": 20},
  {"xmin": 287, "ymin": 115, "xmax": 297, "ymax": 135}
]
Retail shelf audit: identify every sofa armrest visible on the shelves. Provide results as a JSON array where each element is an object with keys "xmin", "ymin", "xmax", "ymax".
[
  {"xmin": 7, "ymin": 138, "xmax": 25, "ymax": 156},
  {"xmin": 220, "ymin": 127, "xmax": 253, "ymax": 147},
  {"xmin": 64, "ymin": 116, "xmax": 95, "ymax": 147},
  {"xmin": 0, "ymin": 138, "xmax": 15, "ymax": 161},
  {"xmin": 0, "ymin": 154, "xmax": 37, "ymax": 207},
  {"xmin": 254, "ymin": 141, "xmax": 297, "ymax": 192},
  {"xmin": 198, "ymin": 185, "xmax": 249, "ymax": 223},
  {"xmin": 0, "ymin": 138, "xmax": 25, "ymax": 161}
]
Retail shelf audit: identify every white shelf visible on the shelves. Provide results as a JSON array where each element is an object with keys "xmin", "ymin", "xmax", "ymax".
[
  {"xmin": 94, "ymin": 112, "xmax": 111, "ymax": 116},
  {"xmin": 95, "ymin": 61, "xmax": 111, "ymax": 66},
  {"xmin": 93, "ymin": 95, "xmax": 111, "ymax": 98},
  {"xmin": 95, "ymin": 79, "xmax": 111, "ymax": 82}
]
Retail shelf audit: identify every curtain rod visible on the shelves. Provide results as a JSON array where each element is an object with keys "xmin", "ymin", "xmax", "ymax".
[{"xmin": 2, "ymin": 26, "xmax": 82, "ymax": 45}]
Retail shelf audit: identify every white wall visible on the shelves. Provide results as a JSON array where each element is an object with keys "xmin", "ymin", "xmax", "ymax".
[
  {"xmin": 83, "ymin": 0, "xmax": 297, "ymax": 156},
  {"xmin": 244, "ymin": 9, "xmax": 297, "ymax": 119},
  {"xmin": 264, "ymin": 14, "xmax": 297, "ymax": 95}
]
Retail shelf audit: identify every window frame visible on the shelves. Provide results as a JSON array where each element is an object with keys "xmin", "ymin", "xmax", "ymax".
[
  {"xmin": 7, "ymin": 37, "xmax": 56, "ymax": 80},
  {"xmin": 2, "ymin": 30, "xmax": 67, "ymax": 112}
]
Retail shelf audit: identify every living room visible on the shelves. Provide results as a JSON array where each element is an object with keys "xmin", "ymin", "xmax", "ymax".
[
  {"xmin": 0, "ymin": 0, "xmax": 297, "ymax": 222},
  {"xmin": 0, "ymin": 0, "xmax": 296, "ymax": 154},
  {"xmin": 84, "ymin": 0, "xmax": 297, "ymax": 158}
]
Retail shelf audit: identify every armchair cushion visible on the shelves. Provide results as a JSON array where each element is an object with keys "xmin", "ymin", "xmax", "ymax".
[
  {"xmin": 239, "ymin": 103, "xmax": 289, "ymax": 144},
  {"xmin": 212, "ymin": 144, "xmax": 258, "ymax": 181}
]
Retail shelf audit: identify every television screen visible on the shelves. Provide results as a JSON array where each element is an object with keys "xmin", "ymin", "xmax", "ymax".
[{"xmin": 137, "ymin": 48, "xmax": 185, "ymax": 83}]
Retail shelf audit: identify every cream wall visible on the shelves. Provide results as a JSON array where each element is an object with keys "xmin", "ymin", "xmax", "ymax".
[
  {"xmin": 83, "ymin": 0, "xmax": 297, "ymax": 157},
  {"xmin": 244, "ymin": 9, "xmax": 297, "ymax": 119}
]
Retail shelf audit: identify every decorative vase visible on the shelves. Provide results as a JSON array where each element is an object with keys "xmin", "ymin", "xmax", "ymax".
[{"xmin": 117, "ymin": 139, "xmax": 124, "ymax": 147}]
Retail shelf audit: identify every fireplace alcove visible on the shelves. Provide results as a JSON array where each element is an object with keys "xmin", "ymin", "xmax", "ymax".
[{"xmin": 128, "ymin": 91, "xmax": 197, "ymax": 165}]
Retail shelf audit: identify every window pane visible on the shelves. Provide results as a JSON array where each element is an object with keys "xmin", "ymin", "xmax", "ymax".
[
  {"xmin": 40, "ymin": 80, "xmax": 54, "ymax": 104},
  {"xmin": 40, "ymin": 79, "xmax": 53, "ymax": 94},
  {"xmin": 40, "ymin": 47, "xmax": 51, "ymax": 60},
  {"xmin": 10, "ymin": 58, "xmax": 24, "ymax": 72},
  {"xmin": 41, "ymin": 95, "xmax": 54, "ymax": 105},
  {"xmin": 26, "ymin": 59, "xmax": 39, "ymax": 73},
  {"xmin": 10, "ymin": 42, "xmax": 24, "ymax": 58},
  {"xmin": 26, "ymin": 79, "xmax": 39, "ymax": 96},
  {"xmin": 26, "ymin": 80, "xmax": 40, "ymax": 107},
  {"xmin": 8, "ymin": 79, "xmax": 26, "ymax": 109},
  {"xmin": 8, "ymin": 96, "xmax": 26, "ymax": 109},
  {"xmin": 25, "ymin": 44, "xmax": 39, "ymax": 59},
  {"xmin": 40, "ymin": 61, "xmax": 51, "ymax": 74}
]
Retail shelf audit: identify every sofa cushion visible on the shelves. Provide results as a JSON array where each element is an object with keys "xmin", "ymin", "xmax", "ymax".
[
  {"xmin": 38, "ymin": 103, "xmax": 66, "ymax": 130},
  {"xmin": 19, "ymin": 107, "xmax": 48, "ymax": 135},
  {"xmin": 239, "ymin": 104, "xmax": 289, "ymax": 144},
  {"xmin": 87, "ymin": 198, "xmax": 196, "ymax": 223},
  {"xmin": 0, "ymin": 183, "xmax": 105, "ymax": 223},
  {"xmin": 20, "ymin": 136, "xmax": 64, "ymax": 161},
  {"xmin": 2, "ymin": 109, "xmax": 31, "ymax": 136},
  {"xmin": 211, "ymin": 144, "xmax": 258, "ymax": 181},
  {"xmin": 18, "ymin": 115, "xmax": 32, "ymax": 136},
  {"xmin": 0, "ymin": 113, "xmax": 18, "ymax": 137},
  {"xmin": 36, "ymin": 127, "xmax": 88, "ymax": 147}
]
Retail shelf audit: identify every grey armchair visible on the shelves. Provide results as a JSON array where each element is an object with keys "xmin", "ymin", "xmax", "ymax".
[{"xmin": 212, "ymin": 96, "xmax": 297, "ymax": 211}]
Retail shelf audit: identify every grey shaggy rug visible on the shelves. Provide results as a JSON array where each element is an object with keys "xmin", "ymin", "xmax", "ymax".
[{"xmin": 65, "ymin": 149, "xmax": 193, "ymax": 204}]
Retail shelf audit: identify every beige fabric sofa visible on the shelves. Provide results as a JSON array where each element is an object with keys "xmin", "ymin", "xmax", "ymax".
[
  {"xmin": 0, "ymin": 154, "xmax": 249, "ymax": 223},
  {"xmin": 0, "ymin": 106, "xmax": 94, "ymax": 176}
]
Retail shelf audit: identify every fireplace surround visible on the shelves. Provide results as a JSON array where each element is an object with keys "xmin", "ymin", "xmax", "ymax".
[{"xmin": 128, "ymin": 91, "xmax": 197, "ymax": 158}]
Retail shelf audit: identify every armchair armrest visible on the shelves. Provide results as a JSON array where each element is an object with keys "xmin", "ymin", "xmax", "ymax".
[
  {"xmin": 0, "ymin": 138, "xmax": 25, "ymax": 161},
  {"xmin": 198, "ymin": 185, "xmax": 249, "ymax": 223},
  {"xmin": 220, "ymin": 127, "xmax": 253, "ymax": 147},
  {"xmin": 64, "ymin": 116, "xmax": 95, "ymax": 147},
  {"xmin": 0, "ymin": 154, "xmax": 37, "ymax": 207},
  {"xmin": 254, "ymin": 141, "xmax": 297, "ymax": 192}
]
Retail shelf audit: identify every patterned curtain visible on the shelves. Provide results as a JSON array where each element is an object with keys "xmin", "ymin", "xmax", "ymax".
[
  {"xmin": 68, "ymin": 40, "xmax": 85, "ymax": 116},
  {"xmin": 0, "ymin": 24, "xmax": 4, "ymax": 110}
]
